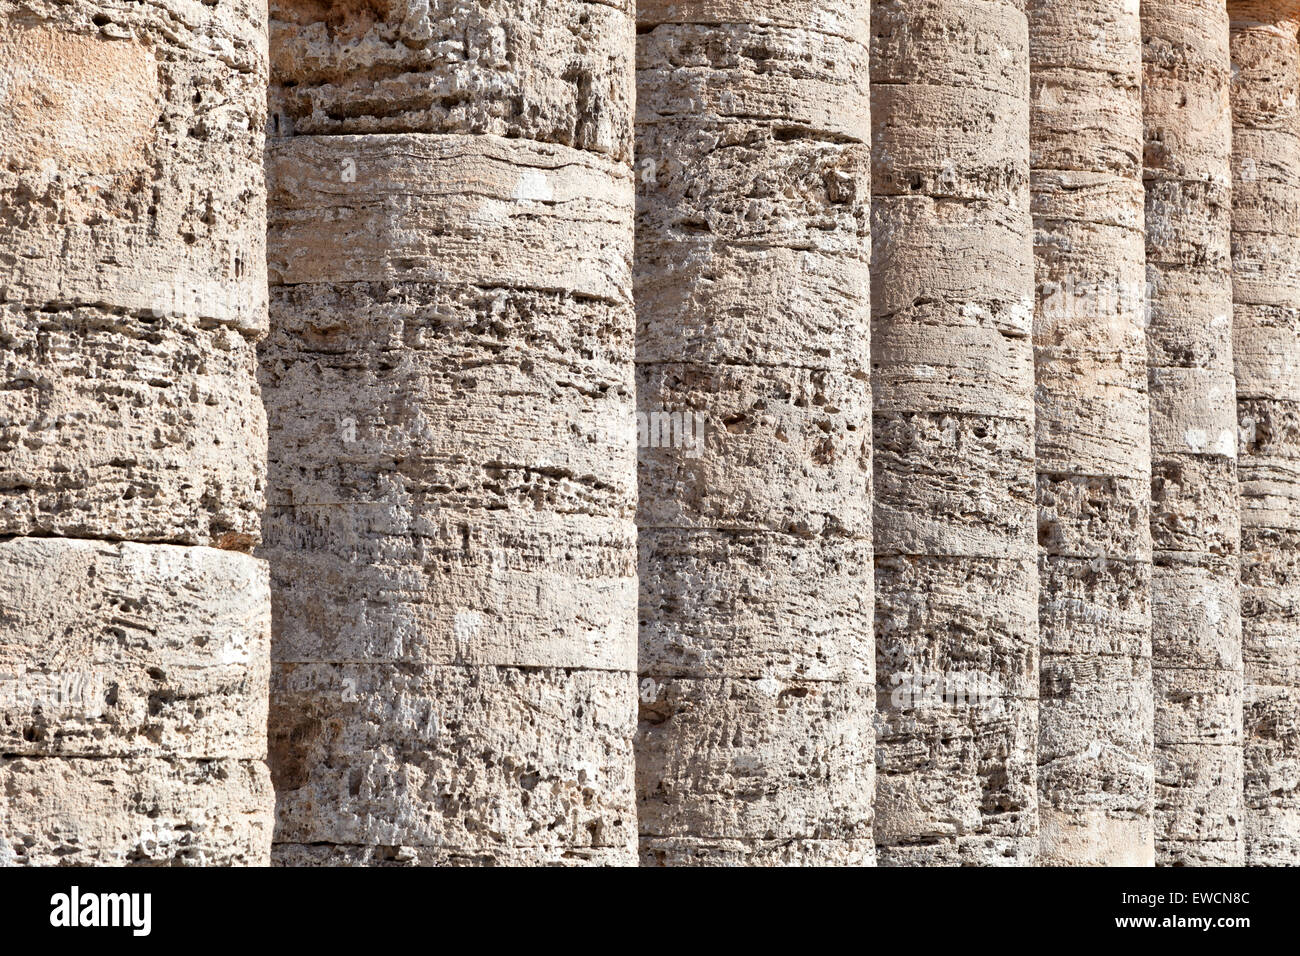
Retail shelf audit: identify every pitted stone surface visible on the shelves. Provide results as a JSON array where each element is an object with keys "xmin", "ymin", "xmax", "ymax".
[
  {"xmin": 639, "ymin": 531, "xmax": 873, "ymax": 683},
  {"xmin": 637, "ymin": 21, "xmax": 870, "ymax": 141},
  {"xmin": 0, "ymin": 303, "xmax": 266, "ymax": 546},
  {"xmin": 264, "ymin": 2, "xmax": 639, "ymax": 866},
  {"xmin": 1230, "ymin": 0, "xmax": 1300, "ymax": 868},
  {"xmin": 267, "ymin": 134, "xmax": 633, "ymax": 303},
  {"xmin": 265, "ymin": 508, "xmax": 637, "ymax": 671},
  {"xmin": 269, "ymin": 0, "xmax": 634, "ymax": 161},
  {"xmin": 634, "ymin": 127, "xmax": 871, "ymax": 370},
  {"xmin": 874, "ymin": 553, "xmax": 1039, "ymax": 860},
  {"xmin": 264, "ymin": 282, "xmax": 633, "ymax": 507},
  {"xmin": 1145, "ymin": 0, "xmax": 1244, "ymax": 866},
  {"xmin": 272, "ymin": 842, "xmax": 635, "ymax": 867},
  {"xmin": 871, "ymin": 0, "xmax": 1038, "ymax": 866},
  {"xmin": 270, "ymin": 663, "xmax": 637, "ymax": 855},
  {"xmin": 636, "ymin": 364, "xmax": 871, "ymax": 538},
  {"xmin": 634, "ymin": 0, "xmax": 874, "ymax": 865},
  {"xmin": 0, "ymin": 1, "xmax": 272, "ymax": 866},
  {"xmin": 0, "ymin": 756, "xmax": 273, "ymax": 866},
  {"xmin": 0, "ymin": 1, "xmax": 269, "ymax": 547},
  {"xmin": 0, "ymin": 0, "xmax": 268, "ymax": 331},
  {"xmin": 261, "ymin": 278, "xmax": 637, "ymax": 672},
  {"xmin": 1029, "ymin": 0, "xmax": 1153, "ymax": 865},
  {"xmin": 637, "ymin": 0, "xmax": 869, "ymax": 38},
  {"xmin": 1036, "ymin": 474, "xmax": 1151, "ymax": 561},
  {"xmin": 637, "ymin": 677, "xmax": 873, "ymax": 842},
  {"xmin": 639, "ymin": 837, "xmax": 875, "ymax": 867},
  {"xmin": 0, "ymin": 539, "xmax": 269, "ymax": 759},
  {"xmin": 8, "ymin": 0, "xmax": 1299, "ymax": 872},
  {"xmin": 873, "ymin": 412, "xmax": 1036, "ymax": 559},
  {"xmin": 874, "ymin": 682, "xmax": 1039, "ymax": 864}
]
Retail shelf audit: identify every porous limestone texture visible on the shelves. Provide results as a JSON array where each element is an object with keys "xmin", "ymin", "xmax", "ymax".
[
  {"xmin": 0, "ymin": 302, "xmax": 265, "ymax": 547},
  {"xmin": 263, "ymin": 0, "xmax": 639, "ymax": 865},
  {"xmin": 0, "ymin": 539, "xmax": 270, "ymax": 760},
  {"xmin": 0, "ymin": 0, "xmax": 268, "ymax": 545},
  {"xmin": 1143, "ymin": 0, "xmax": 1245, "ymax": 867},
  {"xmin": 1229, "ymin": 0, "xmax": 1300, "ymax": 868},
  {"xmin": 634, "ymin": 0, "xmax": 875, "ymax": 866},
  {"xmin": 1029, "ymin": 0, "xmax": 1154, "ymax": 866},
  {"xmin": 0, "ymin": 757, "xmax": 272, "ymax": 866},
  {"xmin": 270, "ymin": 663, "xmax": 636, "ymax": 853},
  {"xmin": 870, "ymin": 0, "xmax": 1039, "ymax": 866},
  {"xmin": 0, "ymin": 0, "xmax": 272, "ymax": 865},
  {"xmin": 271, "ymin": 842, "xmax": 635, "ymax": 867},
  {"xmin": 0, "ymin": 0, "xmax": 268, "ymax": 336},
  {"xmin": 268, "ymin": 0, "xmax": 633, "ymax": 161}
]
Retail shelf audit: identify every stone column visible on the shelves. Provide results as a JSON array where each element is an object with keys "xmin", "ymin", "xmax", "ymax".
[
  {"xmin": 262, "ymin": 1, "xmax": 639, "ymax": 865},
  {"xmin": 0, "ymin": 0, "xmax": 272, "ymax": 864},
  {"xmin": 635, "ymin": 0, "xmax": 875, "ymax": 866},
  {"xmin": 1029, "ymin": 0, "xmax": 1154, "ymax": 866},
  {"xmin": 871, "ymin": 0, "xmax": 1039, "ymax": 865},
  {"xmin": 1229, "ymin": 0, "xmax": 1300, "ymax": 867},
  {"xmin": 1142, "ymin": 0, "xmax": 1244, "ymax": 866}
]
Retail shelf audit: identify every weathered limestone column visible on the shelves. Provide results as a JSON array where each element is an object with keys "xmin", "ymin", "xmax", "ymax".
[
  {"xmin": 1029, "ymin": 0, "xmax": 1154, "ymax": 865},
  {"xmin": 872, "ymin": 0, "xmax": 1039, "ymax": 865},
  {"xmin": 262, "ymin": 2, "xmax": 639, "ymax": 865},
  {"xmin": 635, "ymin": 1, "xmax": 875, "ymax": 866},
  {"xmin": 1229, "ymin": 0, "xmax": 1300, "ymax": 867},
  {"xmin": 1142, "ymin": 0, "xmax": 1244, "ymax": 866},
  {"xmin": 0, "ymin": 1, "xmax": 272, "ymax": 864}
]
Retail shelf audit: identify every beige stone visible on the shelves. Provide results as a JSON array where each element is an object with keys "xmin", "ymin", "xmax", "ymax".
[
  {"xmin": 0, "ymin": 0, "xmax": 268, "ymax": 547},
  {"xmin": 265, "ymin": 510, "xmax": 636, "ymax": 671},
  {"xmin": 0, "ymin": 303, "xmax": 265, "ymax": 546},
  {"xmin": 272, "ymin": 842, "xmax": 635, "ymax": 867},
  {"xmin": 269, "ymin": 0, "xmax": 634, "ymax": 161},
  {"xmin": 0, "ymin": 538, "xmax": 268, "ymax": 759},
  {"xmin": 1145, "ymin": 0, "xmax": 1244, "ymax": 866},
  {"xmin": 9, "ymin": 0, "xmax": 1300, "ymax": 872},
  {"xmin": 637, "ymin": 677, "xmax": 873, "ymax": 842},
  {"xmin": 634, "ymin": 0, "xmax": 874, "ymax": 865},
  {"xmin": 1156, "ymin": 742, "xmax": 1245, "ymax": 864},
  {"xmin": 263, "ymin": 0, "xmax": 639, "ymax": 866},
  {"xmin": 1029, "ymin": 0, "xmax": 1153, "ymax": 865},
  {"xmin": 871, "ymin": 0, "xmax": 1038, "ymax": 867},
  {"xmin": 0, "ymin": 0, "xmax": 272, "ymax": 866},
  {"xmin": 1230, "ymin": 0, "xmax": 1300, "ymax": 868},
  {"xmin": 640, "ymin": 837, "xmax": 876, "ymax": 868},
  {"xmin": 639, "ymin": 531, "xmax": 873, "ymax": 683},
  {"xmin": 636, "ymin": 364, "xmax": 871, "ymax": 538},
  {"xmin": 270, "ymin": 663, "xmax": 637, "ymax": 856},
  {"xmin": 0, "ymin": 1, "xmax": 268, "ymax": 331},
  {"xmin": 0, "ymin": 756, "xmax": 272, "ymax": 866}
]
